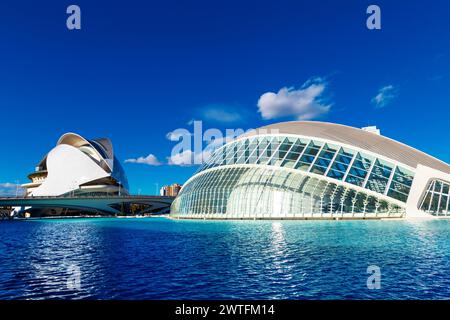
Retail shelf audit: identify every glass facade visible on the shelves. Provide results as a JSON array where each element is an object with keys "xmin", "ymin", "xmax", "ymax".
[
  {"xmin": 419, "ymin": 179, "xmax": 450, "ymax": 216},
  {"xmin": 196, "ymin": 135, "xmax": 414, "ymax": 203},
  {"xmin": 112, "ymin": 156, "xmax": 129, "ymax": 192},
  {"xmin": 171, "ymin": 166, "xmax": 404, "ymax": 218},
  {"xmin": 171, "ymin": 134, "xmax": 414, "ymax": 219}
]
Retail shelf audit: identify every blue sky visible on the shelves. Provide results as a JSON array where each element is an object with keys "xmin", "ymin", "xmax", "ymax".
[{"xmin": 0, "ymin": 0, "xmax": 449, "ymax": 195}]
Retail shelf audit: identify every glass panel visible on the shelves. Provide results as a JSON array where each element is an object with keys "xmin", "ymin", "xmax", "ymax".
[
  {"xmin": 281, "ymin": 139, "xmax": 307, "ymax": 168},
  {"xmin": 245, "ymin": 138, "xmax": 261, "ymax": 164},
  {"xmin": 275, "ymin": 139, "xmax": 293, "ymax": 166},
  {"xmin": 326, "ymin": 148, "xmax": 355, "ymax": 180},
  {"xmin": 310, "ymin": 165, "xmax": 328, "ymax": 175},
  {"xmin": 235, "ymin": 139, "xmax": 250, "ymax": 164},
  {"xmin": 328, "ymin": 161, "xmax": 348, "ymax": 173},
  {"xmin": 419, "ymin": 179, "xmax": 450, "ymax": 215},
  {"xmin": 387, "ymin": 189, "xmax": 408, "ymax": 202},
  {"xmin": 318, "ymin": 143, "xmax": 338, "ymax": 157},
  {"xmin": 389, "ymin": 180, "xmax": 411, "ymax": 197},
  {"xmin": 299, "ymin": 143, "xmax": 321, "ymax": 161},
  {"xmin": 295, "ymin": 161, "xmax": 312, "ymax": 171},
  {"xmin": 366, "ymin": 172, "xmax": 389, "ymax": 194},
  {"xmin": 371, "ymin": 159, "xmax": 393, "ymax": 178},
  {"xmin": 429, "ymin": 193, "xmax": 440, "ymax": 212},
  {"xmin": 347, "ymin": 153, "xmax": 372, "ymax": 180},
  {"xmin": 294, "ymin": 141, "xmax": 320, "ymax": 171},
  {"xmin": 392, "ymin": 167, "xmax": 414, "ymax": 187},
  {"xmin": 334, "ymin": 147, "xmax": 354, "ymax": 165},
  {"xmin": 347, "ymin": 166, "xmax": 368, "ymax": 179},
  {"xmin": 434, "ymin": 181, "xmax": 443, "ymax": 192},
  {"xmin": 290, "ymin": 139, "xmax": 308, "ymax": 153},
  {"xmin": 443, "ymin": 183, "xmax": 449, "ymax": 195},
  {"xmin": 327, "ymin": 169, "xmax": 345, "ymax": 180},
  {"xmin": 345, "ymin": 175, "xmax": 365, "ymax": 187},
  {"xmin": 270, "ymin": 137, "xmax": 290, "ymax": 166},
  {"xmin": 421, "ymin": 192, "xmax": 432, "ymax": 212},
  {"xmin": 257, "ymin": 137, "xmax": 277, "ymax": 165},
  {"xmin": 439, "ymin": 195, "xmax": 447, "ymax": 214}
]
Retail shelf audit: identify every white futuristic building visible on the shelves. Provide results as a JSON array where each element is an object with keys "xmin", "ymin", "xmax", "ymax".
[
  {"xmin": 171, "ymin": 121, "xmax": 450, "ymax": 220},
  {"xmin": 0, "ymin": 133, "xmax": 173, "ymax": 217},
  {"xmin": 22, "ymin": 133, "xmax": 129, "ymax": 197}
]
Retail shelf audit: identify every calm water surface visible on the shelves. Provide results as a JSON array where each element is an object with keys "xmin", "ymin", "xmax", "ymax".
[{"xmin": 0, "ymin": 217, "xmax": 449, "ymax": 299}]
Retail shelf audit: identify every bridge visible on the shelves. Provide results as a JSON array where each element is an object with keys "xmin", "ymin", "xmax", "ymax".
[{"xmin": 0, "ymin": 195, "xmax": 174, "ymax": 217}]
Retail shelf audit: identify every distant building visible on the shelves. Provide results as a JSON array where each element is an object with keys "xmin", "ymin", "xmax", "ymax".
[{"xmin": 160, "ymin": 183, "xmax": 182, "ymax": 197}]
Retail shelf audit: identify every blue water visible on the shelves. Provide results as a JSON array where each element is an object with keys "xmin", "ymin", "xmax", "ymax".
[{"xmin": 0, "ymin": 217, "xmax": 449, "ymax": 300}]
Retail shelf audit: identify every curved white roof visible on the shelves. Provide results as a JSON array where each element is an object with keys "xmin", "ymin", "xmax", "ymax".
[
  {"xmin": 57, "ymin": 132, "xmax": 114, "ymax": 171},
  {"xmin": 244, "ymin": 121, "xmax": 450, "ymax": 174}
]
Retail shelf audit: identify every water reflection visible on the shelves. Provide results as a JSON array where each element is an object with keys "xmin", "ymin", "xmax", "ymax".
[{"xmin": 0, "ymin": 218, "xmax": 449, "ymax": 299}]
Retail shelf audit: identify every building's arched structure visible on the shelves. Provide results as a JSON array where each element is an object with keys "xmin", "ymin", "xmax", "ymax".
[
  {"xmin": 22, "ymin": 133, "xmax": 129, "ymax": 197},
  {"xmin": 171, "ymin": 121, "xmax": 450, "ymax": 219}
]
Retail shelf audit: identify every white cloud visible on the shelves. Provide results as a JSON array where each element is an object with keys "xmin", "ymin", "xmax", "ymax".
[
  {"xmin": 125, "ymin": 154, "xmax": 162, "ymax": 166},
  {"xmin": 257, "ymin": 77, "xmax": 331, "ymax": 120},
  {"xmin": 371, "ymin": 85, "xmax": 398, "ymax": 108}
]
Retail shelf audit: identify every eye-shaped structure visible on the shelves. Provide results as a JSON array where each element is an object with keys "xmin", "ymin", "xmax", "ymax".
[
  {"xmin": 22, "ymin": 133, "xmax": 129, "ymax": 197},
  {"xmin": 171, "ymin": 121, "xmax": 450, "ymax": 219}
]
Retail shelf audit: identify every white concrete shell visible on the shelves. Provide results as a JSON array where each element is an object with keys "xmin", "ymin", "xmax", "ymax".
[{"xmin": 22, "ymin": 132, "xmax": 129, "ymax": 197}]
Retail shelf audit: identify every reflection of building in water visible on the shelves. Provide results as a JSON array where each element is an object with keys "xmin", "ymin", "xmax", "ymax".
[
  {"xmin": 160, "ymin": 183, "xmax": 182, "ymax": 197},
  {"xmin": 171, "ymin": 121, "xmax": 450, "ymax": 220}
]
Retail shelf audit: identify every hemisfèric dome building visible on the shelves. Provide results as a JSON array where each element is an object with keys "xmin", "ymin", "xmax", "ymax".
[{"xmin": 171, "ymin": 121, "xmax": 450, "ymax": 220}]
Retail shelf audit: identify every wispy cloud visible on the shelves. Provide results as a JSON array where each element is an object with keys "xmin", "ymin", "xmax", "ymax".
[
  {"xmin": 371, "ymin": 85, "xmax": 398, "ymax": 108},
  {"xmin": 125, "ymin": 154, "xmax": 162, "ymax": 166},
  {"xmin": 0, "ymin": 182, "xmax": 23, "ymax": 197},
  {"xmin": 202, "ymin": 105, "xmax": 244, "ymax": 123},
  {"xmin": 257, "ymin": 77, "xmax": 331, "ymax": 120}
]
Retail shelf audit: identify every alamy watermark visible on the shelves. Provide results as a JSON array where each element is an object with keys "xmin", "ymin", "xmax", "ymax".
[
  {"xmin": 367, "ymin": 265, "xmax": 381, "ymax": 289},
  {"xmin": 167, "ymin": 121, "xmax": 281, "ymax": 167},
  {"xmin": 65, "ymin": 4, "xmax": 381, "ymax": 31},
  {"xmin": 66, "ymin": 5, "xmax": 81, "ymax": 30},
  {"xmin": 367, "ymin": 5, "xmax": 381, "ymax": 30}
]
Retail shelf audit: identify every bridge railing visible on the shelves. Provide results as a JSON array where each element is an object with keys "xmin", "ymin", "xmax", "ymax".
[{"xmin": 0, "ymin": 195, "xmax": 175, "ymax": 200}]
